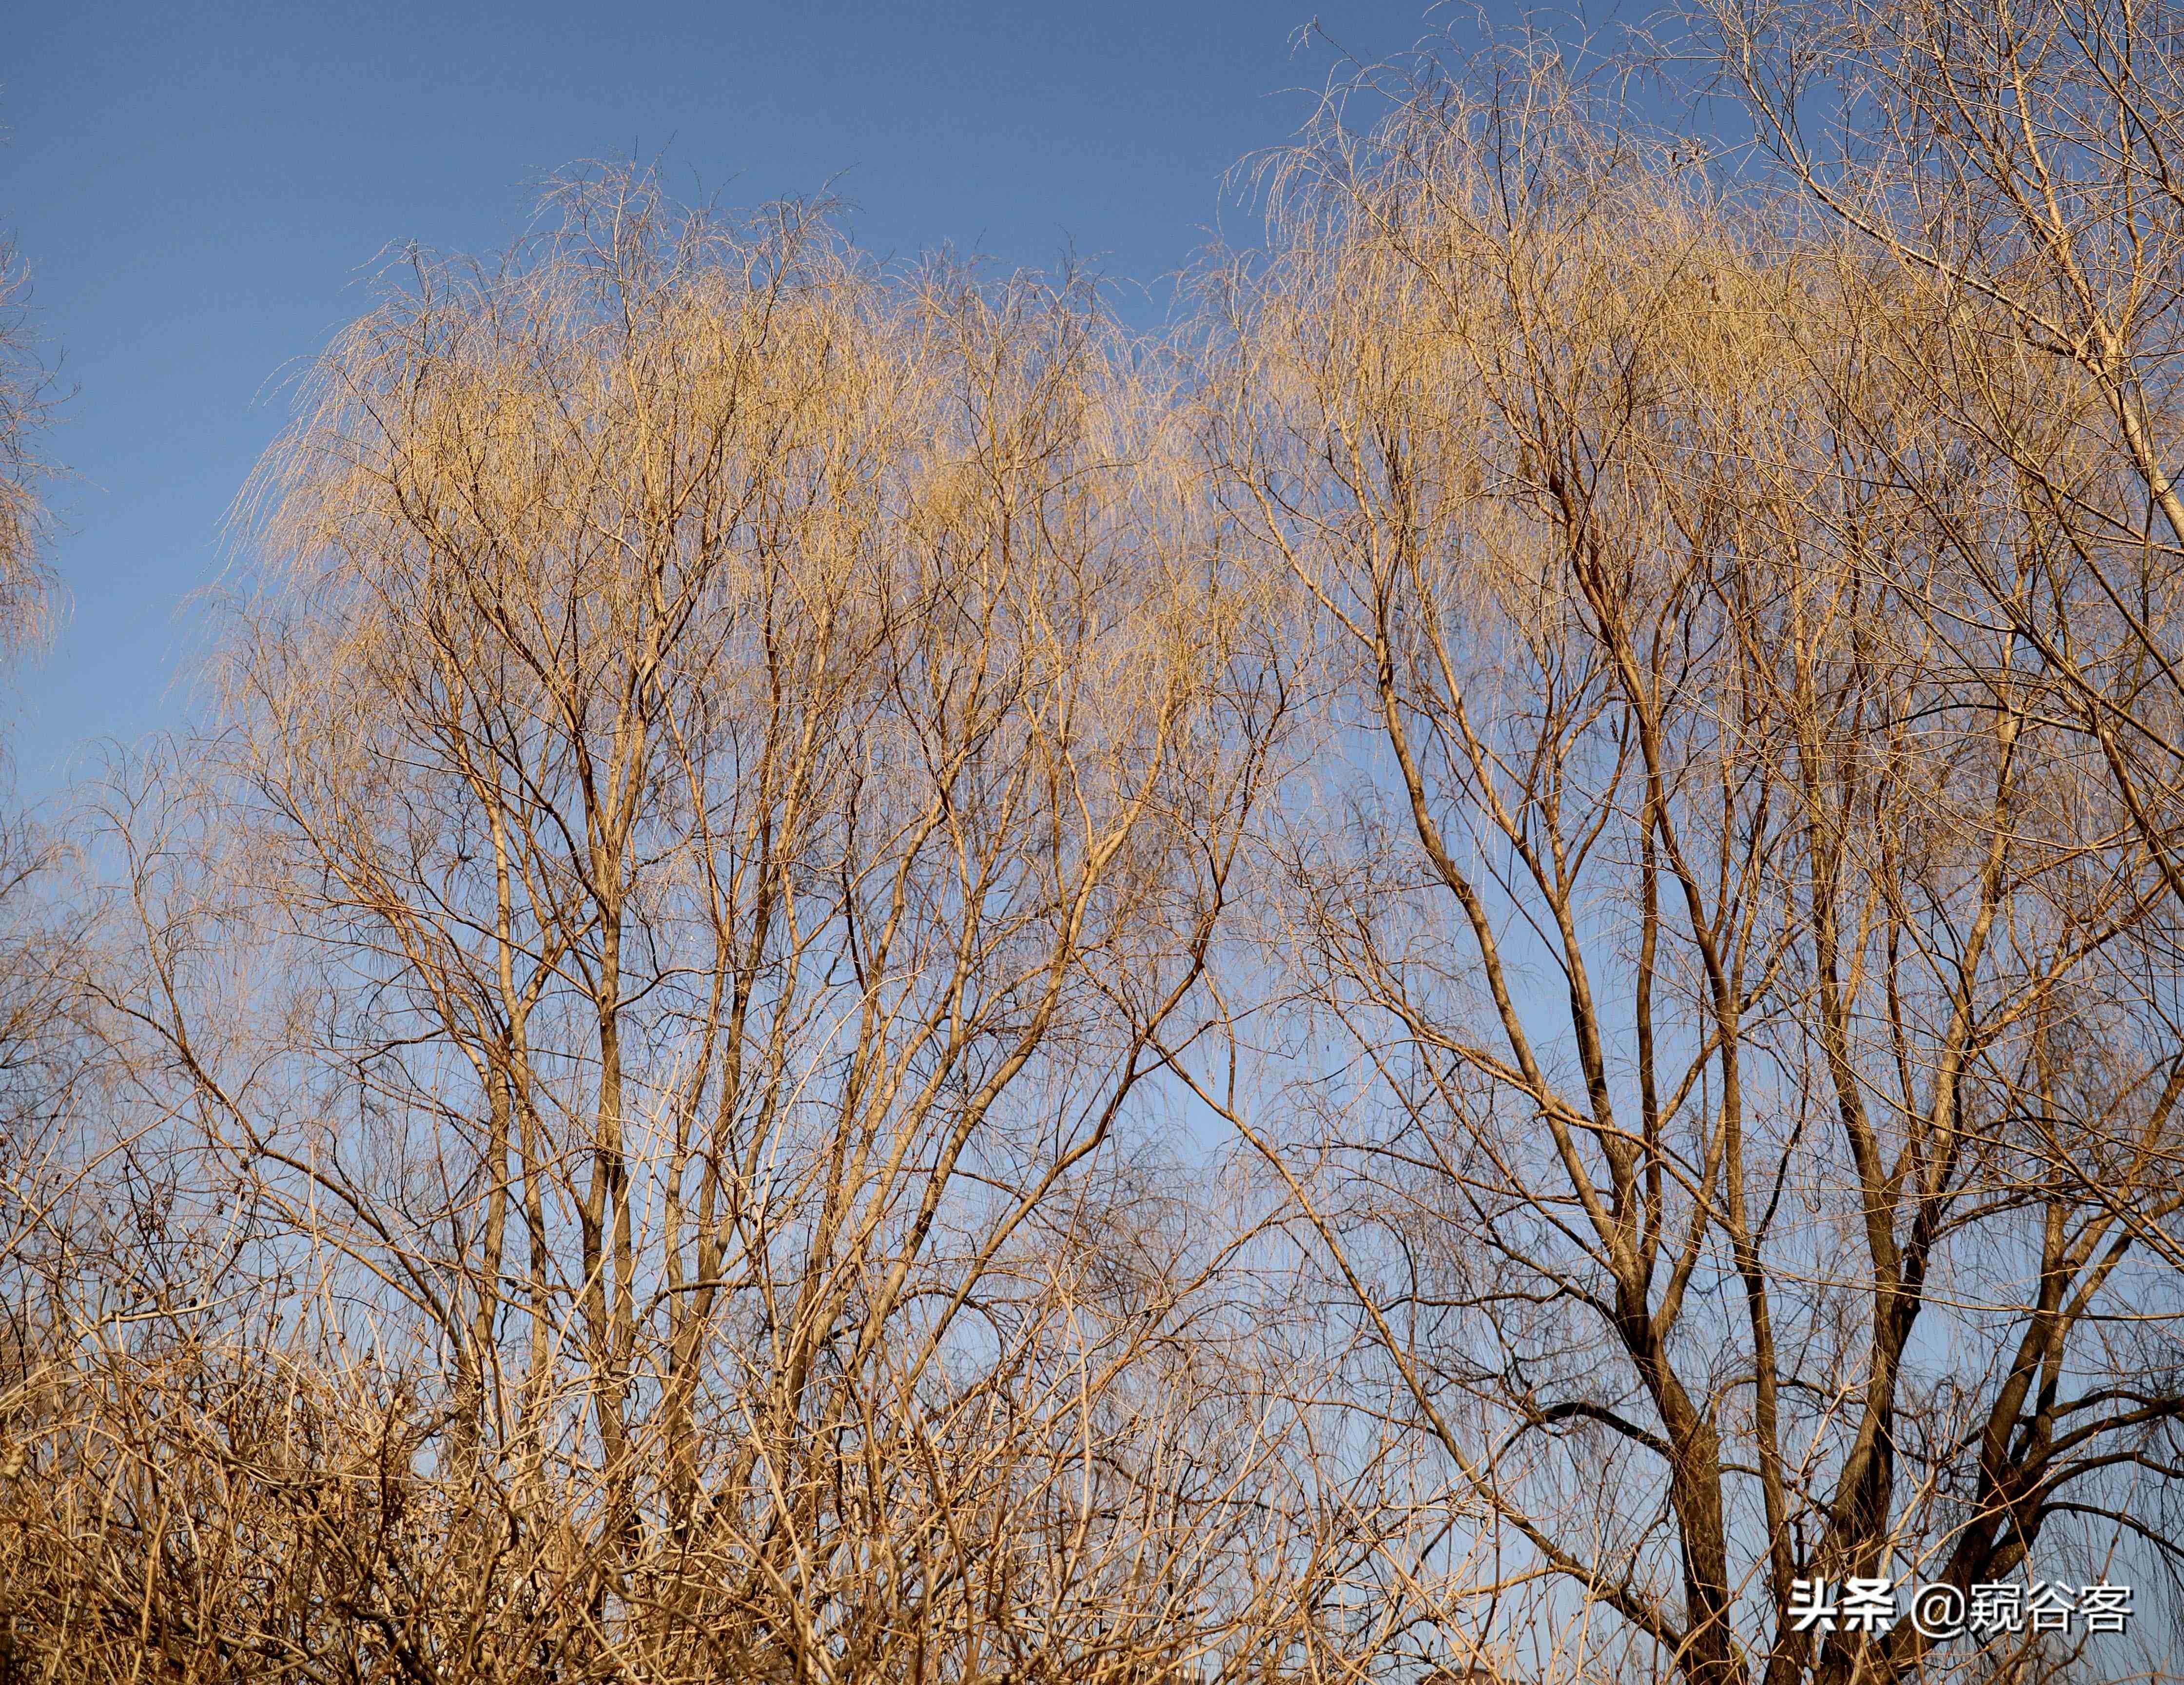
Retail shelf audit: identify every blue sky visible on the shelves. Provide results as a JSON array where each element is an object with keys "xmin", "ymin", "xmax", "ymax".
[{"xmin": 1, "ymin": 0, "xmax": 1588, "ymax": 793}]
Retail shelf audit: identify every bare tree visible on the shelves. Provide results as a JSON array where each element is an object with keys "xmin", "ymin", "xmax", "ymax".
[
  {"xmin": 0, "ymin": 229, "xmax": 55, "ymax": 657},
  {"xmin": 8, "ymin": 167, "xmax": 1320, "ymax": 1684},
  {"xmin": 1205, "ymin": 50, "xmax": 2184, "ymax": 1685},
  {"xmin": 1699, "ymin": 0, "xmax": 2184, "ymax": 1248},
  {"xmin": 7, "ymin": 33, "xmax": 2184, "ymax": 1685}
]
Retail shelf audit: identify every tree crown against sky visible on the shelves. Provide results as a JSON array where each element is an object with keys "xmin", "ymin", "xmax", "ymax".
[{"xmin": 2, "ymin": 7, "xmax": 2184, "ymax": 1684}]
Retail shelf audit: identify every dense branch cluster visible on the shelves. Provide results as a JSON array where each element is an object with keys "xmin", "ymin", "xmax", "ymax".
[{"xmin": 3, "ymin": 5, "xmax": 2184, "ymax": 1682}]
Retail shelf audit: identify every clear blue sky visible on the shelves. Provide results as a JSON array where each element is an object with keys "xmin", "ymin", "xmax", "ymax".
[{"xmin": 3, "ymin": 0, "xmax": 1578, "ymax": 792}]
